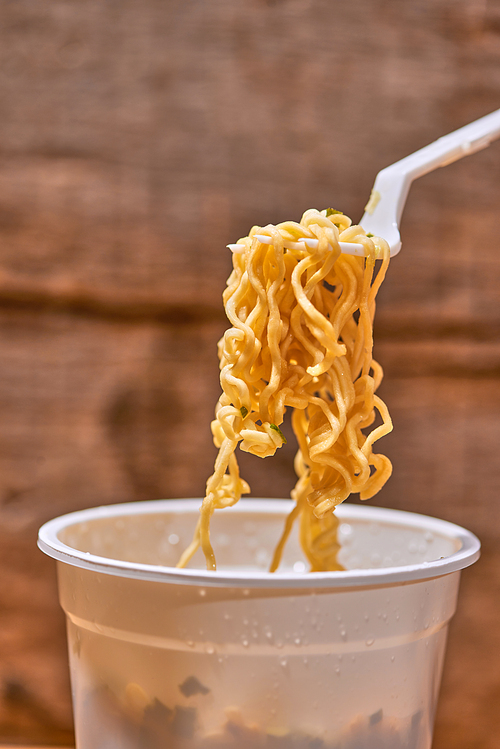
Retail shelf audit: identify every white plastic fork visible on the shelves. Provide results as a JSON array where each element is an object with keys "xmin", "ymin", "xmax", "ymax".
[{"xmin": 229, "ymin": 108, "xmax": 500, "ymax": 258}]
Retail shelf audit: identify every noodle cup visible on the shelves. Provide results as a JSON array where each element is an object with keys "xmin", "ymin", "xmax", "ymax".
[{"xmin": 38, "ymin": 499, "xmax": 479, "ymax": 749}]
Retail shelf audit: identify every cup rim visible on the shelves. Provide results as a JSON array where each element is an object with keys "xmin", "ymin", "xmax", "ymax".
[{"xmin": 38, "ymin": 499, "xmax": 480, "ymax": 588}]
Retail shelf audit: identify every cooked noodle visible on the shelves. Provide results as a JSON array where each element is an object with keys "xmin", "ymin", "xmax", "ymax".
[{"xmin": 178, "ymin": 208, "xmax": 392, "ymax": 572}]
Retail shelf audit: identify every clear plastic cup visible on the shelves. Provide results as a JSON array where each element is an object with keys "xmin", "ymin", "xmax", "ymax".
[{"xmin": 38, "ymin": 499, "xmax": 480, "ymax": 749}]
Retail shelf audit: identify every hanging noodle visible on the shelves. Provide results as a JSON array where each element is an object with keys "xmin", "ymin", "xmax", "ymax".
[{"xmin": 177, "ymin": 208, "xmax": 392, "ymax": 572}]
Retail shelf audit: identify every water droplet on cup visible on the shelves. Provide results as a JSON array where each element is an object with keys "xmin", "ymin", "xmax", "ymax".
[
  {"xmin": 365, "ymin": 637, "xmax": 375, "ymax": 647},
  {"xmin": 256, "ymin": 548, "xmax": 269, "ymax": 565},
  {"xmin": 217, "ymin": 533, "xmax": 230, "ymax": 547}
]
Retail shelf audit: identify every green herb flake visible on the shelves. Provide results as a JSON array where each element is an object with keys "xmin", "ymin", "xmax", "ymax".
[
  {"xmin": 240, "ymin": 406, "xmax": 248, "ymax": 419},
  {"xmin": 366, "ymin": 232, "xmax": 374, "ymax": 238},
  {"xmin": 325, "ymin": 208, "xmax": 343, "ymax": 217},
  {"xmin": 270, "ymin": 424, "xmax": 287, "ymax": 443}
]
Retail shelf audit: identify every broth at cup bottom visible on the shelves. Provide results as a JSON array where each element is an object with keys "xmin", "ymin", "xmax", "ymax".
[{"xmin": 78, "ymin": 680, "xmax": 425, "ymax": 749}]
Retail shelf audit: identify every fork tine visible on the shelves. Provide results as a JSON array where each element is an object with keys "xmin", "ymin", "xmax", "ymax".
[{"xmin": 252, "ymin": 234, "xmax": 367, "ymax": 257}]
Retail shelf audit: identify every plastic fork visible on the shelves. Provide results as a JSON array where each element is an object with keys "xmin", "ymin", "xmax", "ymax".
[{"xmin": 229, "ymin": 108, "xmax": 500, "ymax": 258}]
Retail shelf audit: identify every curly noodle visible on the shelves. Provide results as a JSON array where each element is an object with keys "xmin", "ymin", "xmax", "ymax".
[{"xmin": 177, "ymin": 208, "xmax": 392, "ymax": 572}]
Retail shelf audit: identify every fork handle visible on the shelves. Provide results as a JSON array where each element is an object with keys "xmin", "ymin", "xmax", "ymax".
[{"xmin": 361, "ymin": 108, "xmax": 500, "ymax": 243}]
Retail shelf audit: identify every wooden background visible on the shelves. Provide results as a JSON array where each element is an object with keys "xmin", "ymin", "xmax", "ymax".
[{"xmin": 1, "ymin": 0, "xmax": 500, "ymax": 746}]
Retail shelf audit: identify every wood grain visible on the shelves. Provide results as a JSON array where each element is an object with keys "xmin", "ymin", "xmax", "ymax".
[{"xmin": 1, "ymin": 0, "xmax": 500, "ymax": 745}]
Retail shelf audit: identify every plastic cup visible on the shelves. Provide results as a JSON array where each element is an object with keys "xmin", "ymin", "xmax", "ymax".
[{"xmin": 38, "ymin": 499, "xmax": 480, "ymax": 749}]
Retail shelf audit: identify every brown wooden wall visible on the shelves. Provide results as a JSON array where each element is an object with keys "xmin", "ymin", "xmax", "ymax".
[{"xmin": 1, "ymin": 1, "xmax": 500, "ymax": 746}]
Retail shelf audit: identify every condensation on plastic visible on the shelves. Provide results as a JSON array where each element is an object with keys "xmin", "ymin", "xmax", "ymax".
[
  {"xmin": 38, "ymin": 500, "xmax": 480, "ymax": 749},
  {"xmin": 39, "ymin": 499, "xmax": 479, "ymax": 587}
]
